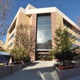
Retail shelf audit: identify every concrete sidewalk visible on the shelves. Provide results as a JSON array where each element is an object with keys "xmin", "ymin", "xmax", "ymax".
[
  {"xmin": 1, "ymin": 61, "xmax": 59, "ymax": 80},
  {"xmin": 68, "ymin": 75, "xmax": 80, "ymax": 80}
]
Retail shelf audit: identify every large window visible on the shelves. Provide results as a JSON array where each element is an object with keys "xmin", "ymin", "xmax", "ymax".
[
  {"xmin": 63, "ymin": 19, "xmax": 72, "ymax": 29},
  {"xmin": 63, "ymin": 19, "xmax": 80, "ymax": 35},
  {"xmin": 68, "ymin": 33, "xmax": 80, "ymax": 42},
  {"xmin": 37, "ymin": 14, "xmax": 52, "ymax": 50},
  {"xmin": 72, "ymin": 43, "xmax": 78, "ymax": 48},
  {"xmin": 8, "ymin": 42, "xmax": 13, "ymax": 48},
  {"xmin": 9, "ymin": 33, "xmax": 14, "ymax": 40},
  {"xmin": 9, "ymin": 19, "xmax": 16, "ymax": 33}
]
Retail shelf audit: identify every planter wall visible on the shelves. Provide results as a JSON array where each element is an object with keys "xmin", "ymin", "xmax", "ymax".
[
  {"xmin": 0, "ymin": 66, "xmax": 11, "ymax": 79},
  {"xmin": 74, "ymin": 62, "xmax": 80, "ymax": 67},
  {"xmin": 0, "ymin": 61, "xmax": 31, "ymax": 79},
  {"xmin": 55, "ymin": 66, "xmax": 80, "ymax": 80},
  {"xmin": 11, "ymin": 64, "xmax": 22, "ymax": 73},
  {"xmin": 22, "ymin": 63, "xmax": 29, "ymax": 68}
]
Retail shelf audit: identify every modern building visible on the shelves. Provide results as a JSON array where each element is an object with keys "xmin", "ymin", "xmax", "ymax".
[
  {"xmin": 0, "ymin": 40, "xmax": 4, "ymax": 49},
  {"xmin": 5, "ymin": 4, "xmax": 80, "ymax": 61}
]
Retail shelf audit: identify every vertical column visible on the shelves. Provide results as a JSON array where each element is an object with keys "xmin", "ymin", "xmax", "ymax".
[
  {"xmin": 31, "ymin": 14, "xmax": 37, "ymax": 61},
  {"xmin": 51, "ymin": 12, "xmax": 57, "ymax": 48}
]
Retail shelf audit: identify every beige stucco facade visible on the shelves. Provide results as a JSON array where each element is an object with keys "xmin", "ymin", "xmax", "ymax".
[
  {"xmin": 4, "ymin": 4, "xmax": 80, "ymax": 61},
  {"xmin": 0, "ymin": 40, "xmax": 4, "ymax": 48}
]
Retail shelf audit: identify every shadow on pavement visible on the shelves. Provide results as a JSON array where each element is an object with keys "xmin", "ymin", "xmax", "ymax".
[
  {"xmin": 1, "ymin": 61, "xmax": 59, "ymax": 80},
  {"xmin": 12, "ymin": 64, "xmax": 57, "ymax": 80},
  {"xmin": 27, "ymin": 61, "xmax": 39, "ymax": 67}
]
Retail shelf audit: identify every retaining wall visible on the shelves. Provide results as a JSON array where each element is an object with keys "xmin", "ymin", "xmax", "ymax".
[
  {"xmin": 55, "ymin": 66, "xmax": 80, "ymax": 80},
  {"xmin": 0, "ymin": 61, "xmax": 31, "ymax": 79}
]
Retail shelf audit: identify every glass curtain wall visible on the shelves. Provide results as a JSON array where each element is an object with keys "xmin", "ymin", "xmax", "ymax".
[{"xmin": 37, "ymin": 14, "xmax": 52, "ymax": 50}]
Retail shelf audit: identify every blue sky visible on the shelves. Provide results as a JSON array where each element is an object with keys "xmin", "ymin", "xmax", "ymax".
[
  {"xmin": 3, "ymin": 0, "xmax": 80, "ymax": 43},
  {"xmin": 12, "ymin": 0, "xmax": 80, "ymax": 23}
]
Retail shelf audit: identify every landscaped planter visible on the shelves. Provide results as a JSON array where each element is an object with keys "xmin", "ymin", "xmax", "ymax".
[
  {"xmin": 0, "ymin": 66, "xmax": 11, "ymax": 79},
  {"xmin": 74, "ymin": 62, "xmax": 80, "ymax": 67},
  {"xmin": 55, "ymin": 66, "xmax": 80, "ymax": 80},
  {"xmin": 22, "ymin": 61, "xmax": 31, "ymax": 68},
  {"xmin": 11, "ymin": 61, "xmax": 31, "ymax": 73},
  {"xmin": 11, "ymin": 64, "xmax": 22, "ymax": 73}
]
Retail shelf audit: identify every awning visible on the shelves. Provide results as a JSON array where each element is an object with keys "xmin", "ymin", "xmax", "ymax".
[{"xmin": 0, "ymin": 52, "xmax": 10, "ymax": 56}]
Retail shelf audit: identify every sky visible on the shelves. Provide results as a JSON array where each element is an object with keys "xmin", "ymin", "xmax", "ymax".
[{"xmin": 3, "ymin": 0, "xmax": 80, "ymax": 43}]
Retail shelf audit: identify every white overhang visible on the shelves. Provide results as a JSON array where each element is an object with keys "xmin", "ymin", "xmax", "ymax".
[
  {"xmin": 8, "ymin": 4, "xmax": 80, "ymax": 32},
  {"xmin": 25, "ymin": 7, "xmax": 80, "ymax": 30}
]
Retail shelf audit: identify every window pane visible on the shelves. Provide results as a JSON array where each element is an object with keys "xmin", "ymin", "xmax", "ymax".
[
  {"xmin": 37, "ymin": 43, "xmax": 43, "ymax": 49},
  {"xmin": 37, "ymin": 30, "xmax": 44, "ymax": 38},
  {"xmin": 44, "ymin": 19, "xmax": 51, "ymax": 25},
  {"xmin": 38, "ymin": 15, "xmax": 50, "ymax": 20},
  {"xmin": 72, "ymin": 44, "xmax": 78, "ymax": 48},
  {"xmin": 10, "ymin": 33, "xmax": 14, "ymax": 40},
  {"xmin": 44, "ymin": 31, "xmax": 51, "ymax": 37},
  {"xmin": 44, "ymin": 43, "xmax": 52, "ymax": 49},
  {"xmin": 37, "ymin": 25, "xmax": 45, "ymax": 30},
  {"xmin": 38, "ymin": 20, "xmax": 44, "ymax": 25}
]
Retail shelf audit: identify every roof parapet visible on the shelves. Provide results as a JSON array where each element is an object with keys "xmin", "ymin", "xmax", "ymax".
[{"xmin": 26, "ymin": 4, "xmax": 36, "ymax": 10}]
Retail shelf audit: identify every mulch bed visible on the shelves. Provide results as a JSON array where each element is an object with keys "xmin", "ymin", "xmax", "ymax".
[{"xmin": 56, "ymin": 65, "xmax": 78, "ymax": 70}]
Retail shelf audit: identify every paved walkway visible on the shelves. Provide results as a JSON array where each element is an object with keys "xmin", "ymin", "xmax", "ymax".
[
  {"xmin": 68, "ymin": 75, "xmax": 80, "ymax": 80},
  {"xmin": 1, "ymin": 61, "xmax": 59, "ymax": 80}
]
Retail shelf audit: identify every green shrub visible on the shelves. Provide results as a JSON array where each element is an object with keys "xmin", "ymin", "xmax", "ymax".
[
  {"xmin": 49, "ymin": 50, "xmax": 54, "ymax": 60},
  {"xmin": 10, "ymin": 47, "xmax": 31, "ymax": 62}
]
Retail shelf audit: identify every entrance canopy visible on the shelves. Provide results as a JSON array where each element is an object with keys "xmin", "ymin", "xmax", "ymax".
[
  {"xmin": 0, "ymin": 52, "xmax": 10, "ymax": 56},
  {"xmin": 0, "ymin": 52, "xmax": 10, "ymax": 63}
]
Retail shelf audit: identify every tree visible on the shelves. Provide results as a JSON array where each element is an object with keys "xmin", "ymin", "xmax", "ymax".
[
  {"xmin": 10, "ymin": 47, "xmax": 30, "ymax": 62},
  {"xmin": 53, "ymin": 27, "xmax": 77, "ymax": 66},
  {"xmin": 0, "ymin": 0, "xmax": 12, "ymax": 39},
  {"xmin": 0, "ymin": 0, "xmax": 11, "ymax": 27},
  {"xmin": 14, "ymin": 24, "xmax": 36, "ymax": 59}
]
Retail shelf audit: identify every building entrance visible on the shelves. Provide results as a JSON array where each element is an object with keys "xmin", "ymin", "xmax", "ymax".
[{"xmin": 37, "ymin": 51, "xmax": 50, "ymax": 60}]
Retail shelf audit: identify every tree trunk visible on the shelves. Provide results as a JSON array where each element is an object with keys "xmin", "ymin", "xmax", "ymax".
[{"xmin": 63, "ymin": 60, "xmax": 66, "ymax": 66}]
